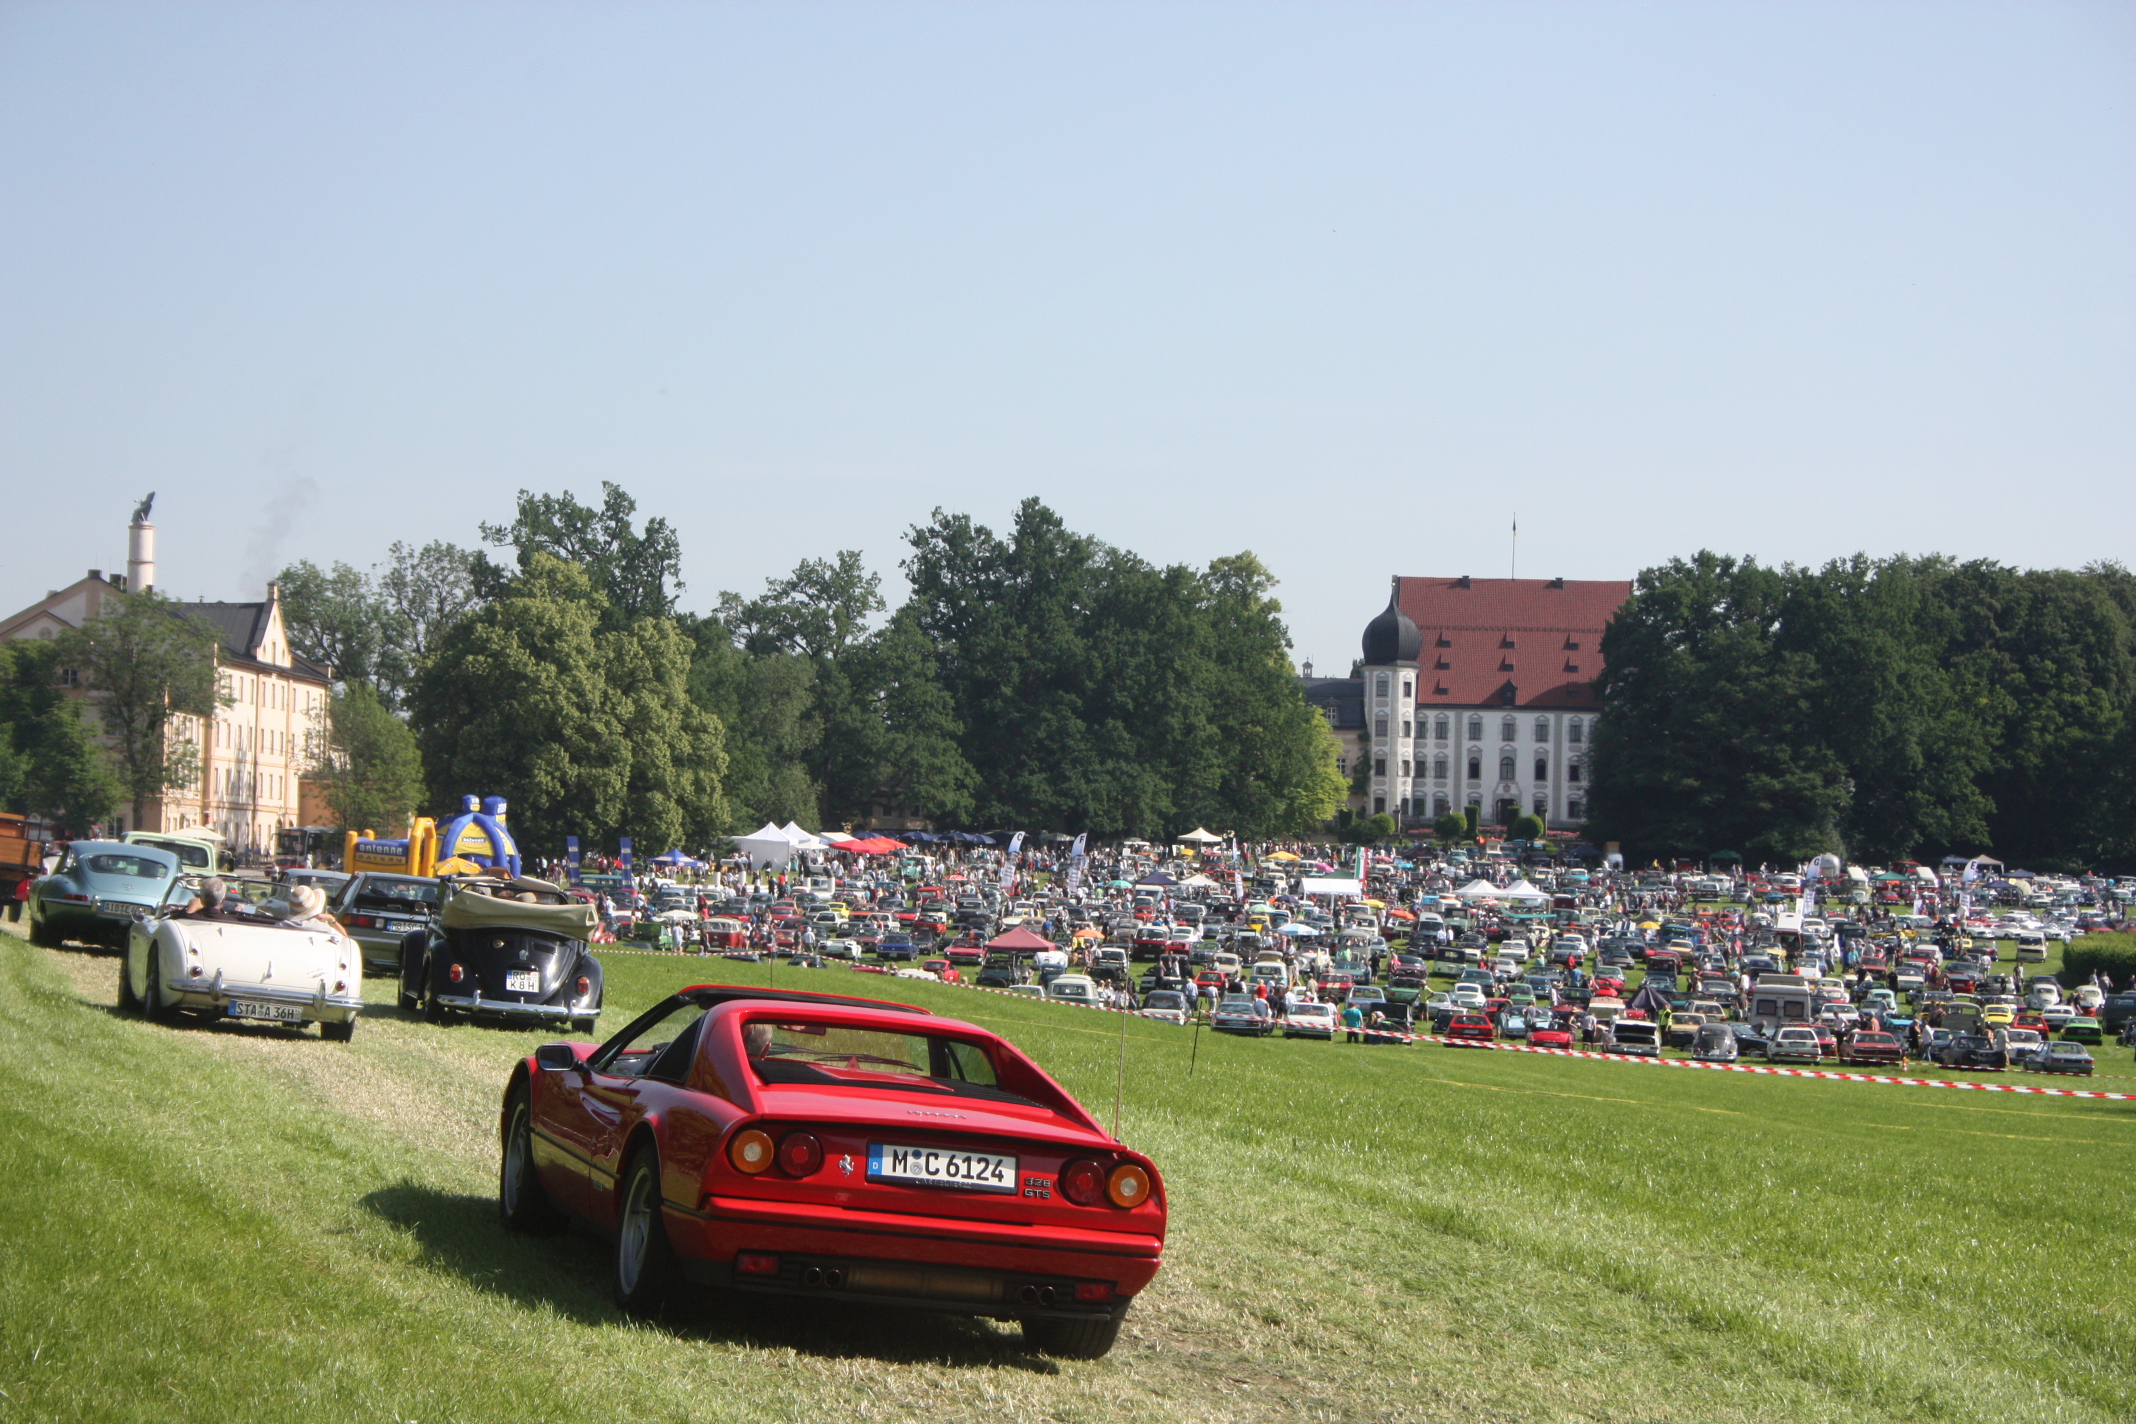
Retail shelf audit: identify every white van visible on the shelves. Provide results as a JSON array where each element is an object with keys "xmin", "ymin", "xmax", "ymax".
[{"xmin": 1046, "ymin": 975, "xmax": 1098, "ymax": 1003}]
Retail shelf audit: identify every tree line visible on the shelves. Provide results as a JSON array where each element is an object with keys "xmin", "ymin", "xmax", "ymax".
[
  {"xmin": 1587, "ymin": 552, "xmax": 2136, "ymax": 872},
  {"xmin": 272, "ymin": 487, "xmax": 1347, "ymax": 856}
]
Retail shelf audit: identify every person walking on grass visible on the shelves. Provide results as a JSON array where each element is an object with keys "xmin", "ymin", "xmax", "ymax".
[{"xmin": 1341, "ymin": 999, "xmax": 1364, "ymax": 1043}]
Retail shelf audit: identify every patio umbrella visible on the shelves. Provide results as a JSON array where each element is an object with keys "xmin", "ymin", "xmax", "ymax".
[{"xmin": 1277, "ymin": 922, "xmax": 1320, "ymax": 936}]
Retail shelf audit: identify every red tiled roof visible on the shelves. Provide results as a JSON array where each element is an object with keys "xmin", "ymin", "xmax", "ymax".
[{"xmin": 1394, "ymin": 576, "xmax": 1632, "ymax": 709}]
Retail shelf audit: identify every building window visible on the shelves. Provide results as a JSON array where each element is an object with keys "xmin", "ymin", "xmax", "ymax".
[
  {"xmin": 1434, "ymin": 717, "xmax": 1449, "ymax": 743},
  {"xmin": 1533, "ymin": 794, "xmax": 1549, "ymax": 814},
  {"xmin": 1433, "ymin": 794, "xmax": 1449, "ymax": 816},
  {"xmin": 1467, "ymin": 756, "xmax": 1481, "ymax": 781},
  {"xmin": 1467, "ymin": 716, "xmax": 1482, "ymax": 741},
  {"xmin": 1501, "ymin": 716, "xmax": 1517, "ymax": 742},
  {"xmin": 1401, "ymin": 720, "xmax": 1411, "ymax": 739},
  {"xmin": 1433, "ymin": 756, "xmax": 1447, "ymax": 779},
  {"xmin": 1568, "ymin": 760, "xmax": 1582, "ymax": 783},
  {"xmin": 1535, "ymin": 717, "xmax": 1550, "ymax": 742},
  {"xmin": 1568, "ymin": 798, "xmax": 1585, "ymax": 819},
  {"xmin": 1401, "ymin": 760, "xmax": 1411, "ymax": 778},
  {"xmin": 1401, "ymin": 679, "xmax": 1412, "ymax": 700},
  {"xmin": 1374, "ymin": 674, "xmax": 1390, "ymax": 699},
  {"xmin": 1374, "ymin": 758, "xmax": 1387, "ymax": 777},
  {"xmin": 59, "ymin": 668, "xmax": 78, "ymax": 687},
  {"xmin": 1535, "ymin": 759, "xmax": 1548, "ymax": 781},
  {"xmin": 1373, "ymin": 796, "xmax": 1386, "ymax": 814},
  {"xmin": 1375, "ymin": 717, "xmax": 1388, "ymax": 739},
  {"xmin": 1337, "ymin": 756, "xmax": 1348, "ymax": 776},
  {"xmin": 1568, "ymin": 719, "xmax": 1583, "ymax": 744},
  {"xmin": 1499, "ymin": 755, "xmax": 1516, "ymax": 781}
]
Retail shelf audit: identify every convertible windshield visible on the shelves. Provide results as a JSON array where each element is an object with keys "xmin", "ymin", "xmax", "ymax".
[
  {"xmin": 81, "ymin": 855, "xmax": 169, "ymax": 880},
  {"xmin": 747, "ymin": 1021, "xmax": 1032, "ymax": 1105}
]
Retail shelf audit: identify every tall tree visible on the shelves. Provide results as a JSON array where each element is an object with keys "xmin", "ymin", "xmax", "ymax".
[
  {"xmin": 0, "ymin": 640, "xmax": 119, "ymax": 833},
  {"xmin": 53, "ymin": 591, "xmax": 228, "ymax": 833},
  {"xmin": 479, "ymin": 483, "xmax": 682, "ymax": 628},
  {"xmin": 303, "ymin": 682, "xmax": 426, "ymax": 832},
  {"xmin": 409, "ymin": 556, "xmax": 725, "ymax": 856},
  {"xmin": 374, "ymin": 539, "xmax": 482, "ymax": 675},
  {"xmin": 275, "ymin": 559, "xmax": 393, "ymax": 689},
  {"xmin": 718, "ymin": 550, "xmax": 886, "ymax": 658}
]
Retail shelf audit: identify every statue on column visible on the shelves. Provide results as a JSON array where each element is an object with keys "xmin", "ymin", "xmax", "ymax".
[{"xmin": 131, "ymin": 492, "xmax": 155, "ymax": 524}]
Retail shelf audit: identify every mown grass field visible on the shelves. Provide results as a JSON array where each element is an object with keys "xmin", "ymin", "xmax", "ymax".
[{"xmin": 2, "ymin": 922, "xmax": 2132, "ymax": 1424}]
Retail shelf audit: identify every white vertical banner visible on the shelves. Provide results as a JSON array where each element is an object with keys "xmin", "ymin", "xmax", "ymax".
[
  {"xmin": 1000, "ymin": 832, "xmax": 1025, "ymax": 892},
  {"xmin": 1064, "ymin": 833, "xmax": 1087, "ymax": 895}
]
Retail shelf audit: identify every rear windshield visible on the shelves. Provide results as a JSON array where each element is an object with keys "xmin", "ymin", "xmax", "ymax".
[
  {"xmin": 746, "ymin": 1020, "xmax": 1032, "ymax": 1106},
  {"xmin": 353, "ymin": 878, "xmax": 438, "ymax": 909},
  {"xmin": 81, "ymin": 854, "xmax": 169, "ymax": 880}
]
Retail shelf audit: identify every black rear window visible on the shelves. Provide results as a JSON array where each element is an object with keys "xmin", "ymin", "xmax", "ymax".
[{"xmin": 353, "ymin": 878, "xmax": 438, "ymax": 909}]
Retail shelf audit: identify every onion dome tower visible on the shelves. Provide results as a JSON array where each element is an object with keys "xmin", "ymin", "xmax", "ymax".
[{"xmin": 1361, "ymin": 577, "xmax": 1422, "ymax": 666}]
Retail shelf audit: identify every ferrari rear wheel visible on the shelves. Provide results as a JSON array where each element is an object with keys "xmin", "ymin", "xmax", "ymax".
[
  {"xmin": 1023, "ymin": 1308, "xmax": 1125, "ymax": 1359},
  {"xmin": 499, "ymin": 1085, "xmax": 563, "ymax": 1235},
  {"xmin": 614, "ymin": 1146, "xmax": 680, "ymax": 1315}
]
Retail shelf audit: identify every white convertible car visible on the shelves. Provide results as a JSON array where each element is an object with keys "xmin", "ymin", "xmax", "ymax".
[{"xmin": 121, "ymin": 904, "xmax": 366, "ymax": 1041}]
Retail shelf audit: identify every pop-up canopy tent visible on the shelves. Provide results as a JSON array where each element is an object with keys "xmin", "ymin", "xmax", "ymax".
[
  {"xmin": 1179, "ymin": 873, "xmax": 1220, "ymax": 889},
  {"xmin": 1176, "ymin": 827, "xmax": 1224, "ymax": 845},
  {"xmin": 1501, "ymin": 880, "xmax": 1549, "ymax": 903},
  {"xmin": 648, "ymin": 848, "xmax": 703, "ymax": 867},
  {"xmin": 780, "ymin": 821, "xmax": 827, "ymax": 851},
  {"xmin": 737, "ymin": 823, "xmax": 807, "ymax": 870},
  {"xmin": 1455, "ymin": 878, "xmax": 1505, "ymax": 900},
  {"xmin": 985, "ymin": 926, "xmax": 1057, "ymax": 953}
]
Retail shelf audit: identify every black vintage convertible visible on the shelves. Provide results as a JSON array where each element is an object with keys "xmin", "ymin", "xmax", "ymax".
[{"xmin": 400, "ymin": 876, "xmax": 604, "ymax": 1031}]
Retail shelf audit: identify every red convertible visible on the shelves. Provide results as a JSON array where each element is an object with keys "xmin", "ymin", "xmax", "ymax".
[{"xmin": 500, "ymin": 984, "xmax": 1165, "ymax": 1358}]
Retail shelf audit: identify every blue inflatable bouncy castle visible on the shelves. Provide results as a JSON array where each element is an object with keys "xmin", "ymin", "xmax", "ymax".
[{"xmin": 435, "ymin": 795, "xmax": 522, "ymax": 878}]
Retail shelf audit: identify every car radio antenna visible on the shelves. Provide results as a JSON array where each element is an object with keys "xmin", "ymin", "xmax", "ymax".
[{"xmin": 1113, "ymin": 994, "xmax": 1128, "ymax": 1138}]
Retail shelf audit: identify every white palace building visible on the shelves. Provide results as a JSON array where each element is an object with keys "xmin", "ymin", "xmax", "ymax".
[{"xmin": 1309, "ymin": 574, "xmax": 1633, "ymax": 833}]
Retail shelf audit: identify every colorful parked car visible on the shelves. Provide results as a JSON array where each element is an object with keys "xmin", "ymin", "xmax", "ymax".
[
  {"xmin": 499, "ymin": 983, "xmax": 1165, "ymax": 1357},
  {"xmin": 27, "ymin": 841, "xmax": 189, "ymax": 949}
]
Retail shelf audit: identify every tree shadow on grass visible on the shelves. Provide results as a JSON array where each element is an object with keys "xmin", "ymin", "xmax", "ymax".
[{"xmin": 358, "ymin": 1180, "xmax": 1061, "ymax": 1373}]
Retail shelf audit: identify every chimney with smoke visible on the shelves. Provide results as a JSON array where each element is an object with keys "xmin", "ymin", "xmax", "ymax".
[{"xmin": 128, "ymin": 493, "xmax": 155, "ymax": 594}]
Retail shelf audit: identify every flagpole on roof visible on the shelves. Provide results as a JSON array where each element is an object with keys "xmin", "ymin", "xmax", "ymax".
[{"xmin": 1510, "ymin": 512, "xmax": 1517, "ymax": 581}]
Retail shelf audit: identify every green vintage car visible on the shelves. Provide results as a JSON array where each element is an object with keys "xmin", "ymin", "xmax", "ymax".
[{"xmin": 2061, "ymin": 1016, "xmax": 2103, "ymax": 1044}]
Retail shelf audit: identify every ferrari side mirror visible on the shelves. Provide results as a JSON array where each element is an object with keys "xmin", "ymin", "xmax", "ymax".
[{"xmin": 534, "ymin": 1042, "xmax": 583, "ymax": 1073}]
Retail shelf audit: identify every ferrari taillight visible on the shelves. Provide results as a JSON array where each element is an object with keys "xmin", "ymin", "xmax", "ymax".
[
  {"xmin": 1059, "ymin": 1159, "xmax": 1106, "ymax": 1206},
  {"xmin": 729, "ymin": 1129, "xmax": 775, "ymax": 1175},
  {"xmin": 776, "ymin": 1131, "xmax": 824, "ymax": 1177},
  {"xmin": 1107, "ymin": 1162, "xmax": 1152, "ymax": 1209}
]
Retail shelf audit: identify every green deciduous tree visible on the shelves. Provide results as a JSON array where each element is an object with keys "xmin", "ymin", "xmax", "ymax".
[
  {"xmin": 479, "ymin": 483, "xmax": 681, "ymax": 629},
  {"xmin": 409, "ymin": 556, "xmax": 725, "ymax": 856},
  {"xmin": 53, "ymin": 591, "xmax": 228, "ymax": 832},
  {"xmin": 0, "ymin": 640, "xmax": 119, "ymax": 833},
  {"xmin": 304, "ymin": 682, "xmax": 426, "ymax": 832}
]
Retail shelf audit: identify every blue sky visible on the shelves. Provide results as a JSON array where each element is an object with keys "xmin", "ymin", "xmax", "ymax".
[{"xmin": 2, "ymin": 1, "xmax": 2129, "ymax": 671}]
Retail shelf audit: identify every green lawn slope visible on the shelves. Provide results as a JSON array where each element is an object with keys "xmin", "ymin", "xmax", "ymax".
[{"xmin": 1, "ymin": 925, "xmax": 2130, "ymax": 1423}]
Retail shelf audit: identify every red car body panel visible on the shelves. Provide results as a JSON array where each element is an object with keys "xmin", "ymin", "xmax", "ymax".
[{"xmin": 514, "ymin": 987, "xmax": 1166, "ymax": 1314}]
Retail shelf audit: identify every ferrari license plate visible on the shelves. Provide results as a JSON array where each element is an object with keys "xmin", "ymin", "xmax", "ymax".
[
  {"xmin": 866, "ymin": 1143, "xmax": 1016, "ymax": 1193},
  {"xmin": 505, "ymin": 970, "xmax": 541, "ymax": 993},
  {"xmin": 227, "ymin": 1000, "xmax": 303, "ymax": 1022}
]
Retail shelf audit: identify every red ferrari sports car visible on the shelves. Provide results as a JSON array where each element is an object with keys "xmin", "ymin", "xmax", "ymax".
[{"xmin": 500, "ymin": 984, "xmax": 1165, "ymax": 1358}]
